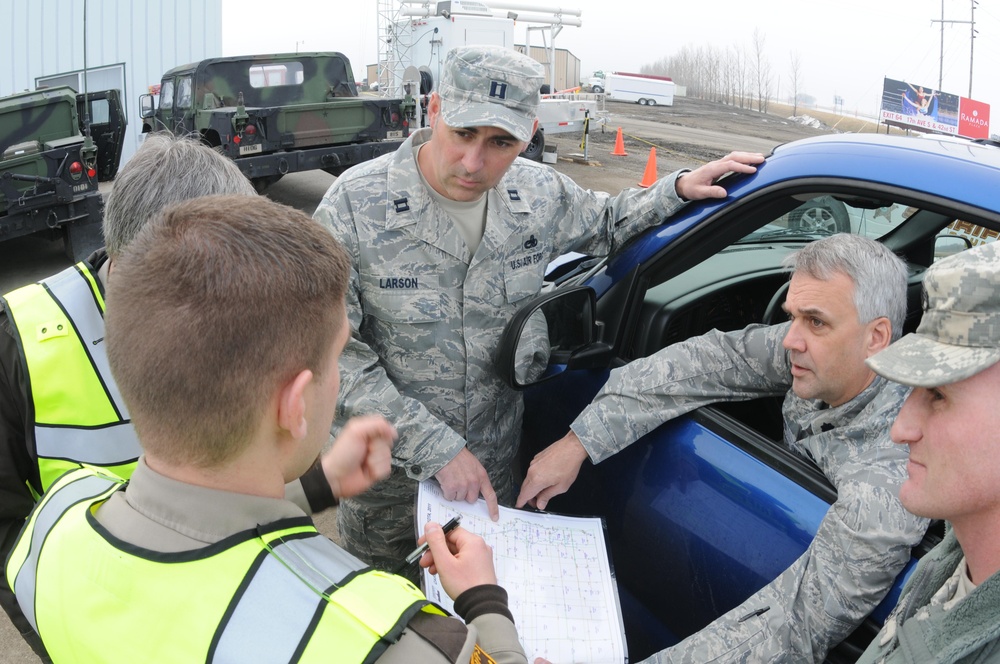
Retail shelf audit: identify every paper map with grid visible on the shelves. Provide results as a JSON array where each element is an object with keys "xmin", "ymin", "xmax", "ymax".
[{"xmin": 417, "ymin": 481, "xmax": 627, "ymax": 663}]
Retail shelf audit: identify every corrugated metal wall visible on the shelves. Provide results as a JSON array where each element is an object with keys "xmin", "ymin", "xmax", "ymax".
[
  {"xmin": 1, "ymin": 0, "xmax": 223, "ymax": 165},
  {"xmin": 520, "ymin": 45, "xmax": 581, "ymax": 92}
]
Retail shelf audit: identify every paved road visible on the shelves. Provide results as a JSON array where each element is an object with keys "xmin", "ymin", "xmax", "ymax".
[{"xmin": 0, "ymin": 98, "xmax": 834, "ymax": 661}]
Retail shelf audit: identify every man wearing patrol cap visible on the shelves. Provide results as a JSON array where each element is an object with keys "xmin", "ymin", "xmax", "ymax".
[
  {"xmin": 313, "ymin": 44, "xmax": 764, "ymax": 575},
  {"xmin": 858, "ymin": 241, "xmax": 1000, "ymax": 663}
]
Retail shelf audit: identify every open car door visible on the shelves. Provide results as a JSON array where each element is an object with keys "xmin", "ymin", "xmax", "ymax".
[{"xmin": 77, "ymin": 88, "xmax": 126, "ymax": 181}]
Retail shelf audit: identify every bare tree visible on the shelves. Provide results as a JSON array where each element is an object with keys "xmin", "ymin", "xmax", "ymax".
[
  {"xmin": 751, "ymin": 29, "xmax": 773, "ymax": 113},
  {"xmin": 638, "ymin": 33, "xmax": 774, "ymax": 111},
  {"xmin": 788, "ymin": 50, "xmax": 803, "ymax": 115}
]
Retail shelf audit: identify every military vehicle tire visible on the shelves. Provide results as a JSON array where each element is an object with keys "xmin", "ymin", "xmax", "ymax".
[
  {"xmin": 322, "ymin": 166, "xmax": 350, "ymax": 178},
  {"xmin": 520, "ymin": 128, "xmax": 545, "ymax": 161},
  {"xmin": 251, "ymin": 174, "xmax": 283, "ymax": 193}
]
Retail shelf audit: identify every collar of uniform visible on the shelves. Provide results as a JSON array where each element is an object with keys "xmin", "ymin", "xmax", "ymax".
[
  {"xmin": 384, "ymin": 129, "xmax": 434, "ymax": 231},
  {"xmin": 107, "ymin": 457, "xmax": 307, "ymax": 550}
]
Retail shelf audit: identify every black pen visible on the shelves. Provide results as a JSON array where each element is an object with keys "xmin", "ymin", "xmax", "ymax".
[{"xmin": 393, "ymin": 516, "xmax": 462, "ymax": 574}]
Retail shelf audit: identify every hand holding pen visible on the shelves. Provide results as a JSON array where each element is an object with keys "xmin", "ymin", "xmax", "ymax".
[
  {"xmin": 394, "ymin": 516, "xmax": 461, "ymax": 574},
  {"xmin": 412, "ymin": 517, "xmax": 499, "ymax": 600}
]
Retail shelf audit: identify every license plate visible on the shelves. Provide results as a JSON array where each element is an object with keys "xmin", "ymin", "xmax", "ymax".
[
  {"xmin": 239, "ymin": 143, "xmax": 262, "ymax": 155},
  {"xmin": 386, "ymin": 130, "xmax": 403, "ymax": 139}
]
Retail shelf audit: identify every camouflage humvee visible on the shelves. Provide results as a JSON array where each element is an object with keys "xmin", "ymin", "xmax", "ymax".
[
  {"xmin": 0, "ymin": 86, "xmax": 126, "ymax": 260},
  {"xmin": 140, "ymin": 52, "xmax": 410, "ymax": 190}
]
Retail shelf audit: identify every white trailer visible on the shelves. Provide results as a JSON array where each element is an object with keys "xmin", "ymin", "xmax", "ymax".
[{"xmin": 603, "ymin": 72, "xmax": 675, "ymax": 106}]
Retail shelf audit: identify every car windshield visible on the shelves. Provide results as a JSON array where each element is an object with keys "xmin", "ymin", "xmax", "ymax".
[{"xmin": 736, "ymin": 195, "xmax": 918, "ymax": 243}]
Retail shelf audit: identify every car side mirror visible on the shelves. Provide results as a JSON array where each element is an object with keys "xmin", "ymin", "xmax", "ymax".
[
  {"xmin": 933, "ymin": 234, "xmax": 973, "ymax": 262},
  {"xmin": 495, "ymin": 285, "xmax": 613, "ymax": 390},
  {"xmin": 139, "ymin": 93, "xmax": 155, "ymax": 119}
]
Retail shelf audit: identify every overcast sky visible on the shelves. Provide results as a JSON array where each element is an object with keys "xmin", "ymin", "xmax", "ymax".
[{"xmin": 222, "ymin": 0, "xmax": 1000, "ymax": 120}]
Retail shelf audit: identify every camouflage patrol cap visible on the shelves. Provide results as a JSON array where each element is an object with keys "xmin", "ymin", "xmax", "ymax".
[
  {"xmin": 437, "ymin": 45, "xmax": 544, "ymax": 142},
  {"xmin": 866, "ymin": 242, "xmax": 1000, "ymax": 387}
]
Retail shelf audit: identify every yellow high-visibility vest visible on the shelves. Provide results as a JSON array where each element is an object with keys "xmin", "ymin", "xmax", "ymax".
[
  {"xmin": 6, "ymin": 467, "xmax": 445, "ymax": 663},
  {"xmin": 1, "ymin": 263, "xmax": 137, "ymax": 492}
]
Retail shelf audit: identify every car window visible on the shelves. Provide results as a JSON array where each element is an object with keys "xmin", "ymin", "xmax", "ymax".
[
  {"xmin": 176, "ymin": 76, "xmax": 193, "ymax": 110},
  {"xmin": 249, "ymin": 61, "xmax": 305, "ymax": 87},
  {"xmin": 737, "ymin": 195, "xmax": 916, "ymax": 243},
  {"xmin": 159, "ymin": 79, "xmax": 174, "ymax": 111}
]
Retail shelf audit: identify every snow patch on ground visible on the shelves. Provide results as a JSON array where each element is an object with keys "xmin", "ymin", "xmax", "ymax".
[{"xmin": 789, "ymin": 115, "xmax": 826, "ymax": 129}]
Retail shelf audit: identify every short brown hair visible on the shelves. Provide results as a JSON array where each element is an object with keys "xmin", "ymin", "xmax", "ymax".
[{"xmin": 106, "ymin": 195, "xmax": 351, "ymax": 467}]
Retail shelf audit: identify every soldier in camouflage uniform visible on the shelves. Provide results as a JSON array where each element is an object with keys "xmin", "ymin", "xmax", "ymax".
[
  {"xmin": 518, "ymin": 234, "xmax": 930, "ymax": 663},
  {"xmin": 312, "ymin": 44, "xmax": 765, "ymax": 577},
  {"xmin": 857, "ymin": 241, "xmax": 1000, "ymax": 664}
]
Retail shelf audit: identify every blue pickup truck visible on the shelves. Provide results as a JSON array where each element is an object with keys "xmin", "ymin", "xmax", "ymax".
[{"xmin": 496, "ymin": 134, "xmax": 1000, "ymax": 662}]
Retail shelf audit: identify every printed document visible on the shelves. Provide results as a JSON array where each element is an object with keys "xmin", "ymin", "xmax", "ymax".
[{"xmin": 417, "ymin": 480, "xmax": 627, "ymax": 663}]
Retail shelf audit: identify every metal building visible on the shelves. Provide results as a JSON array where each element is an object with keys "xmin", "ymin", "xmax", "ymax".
[{"xmin": 1, "ymin": 0, "xmax": 223, "ymax": 166}]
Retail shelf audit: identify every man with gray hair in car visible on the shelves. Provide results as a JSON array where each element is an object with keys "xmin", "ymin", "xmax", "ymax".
[{"xmin": 518, "ymin": 233, "xmax": 930, "ymax": 663}]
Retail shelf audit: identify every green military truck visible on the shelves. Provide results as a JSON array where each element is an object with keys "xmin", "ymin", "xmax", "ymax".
[
  {"xmin": 0, "ymin": 86, "xmax": 125, "ymax": 260},
  {"xmin": 140, "ymin": 52, "xmax": 410, "ymax": 191}
]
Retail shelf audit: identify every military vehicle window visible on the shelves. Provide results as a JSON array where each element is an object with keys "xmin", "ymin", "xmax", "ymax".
[
  {"xmin": 88, "ymin": 98, "xmax": 110, "ymax": 124},
  {"xmin": 160, "ymin": 80, "xmax": 174, "ymax": 110},
  {"xmin": 176, "ymin": 76, "xmax": 193, "ymax": 109},
  {"xmin": 249, "ymin": 62, "xmax": 305, "ymax": 87}
]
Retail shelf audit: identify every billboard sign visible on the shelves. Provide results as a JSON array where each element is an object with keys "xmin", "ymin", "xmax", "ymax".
[
  {"xmin": 880, "ymin": 77, "xmax": 990, "ymax": 140},
  {"xmin": 958, "ymin": 97, "xmax": 991, "ymax": 139}
]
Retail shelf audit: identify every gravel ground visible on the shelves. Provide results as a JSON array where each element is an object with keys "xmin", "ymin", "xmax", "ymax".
[{"xmin": 542, "ymin": 95, "xmax": 838, "ymax": 193}]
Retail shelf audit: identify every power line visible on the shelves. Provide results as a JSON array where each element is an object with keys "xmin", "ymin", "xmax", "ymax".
[{"xmin": 931, "ymin": 0, "xmax": 977, "ymax": 97}]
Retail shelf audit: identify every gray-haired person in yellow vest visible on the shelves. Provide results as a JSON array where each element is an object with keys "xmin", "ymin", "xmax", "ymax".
[
  {"xmin": 313, "ymin": 44, "xmax": 766, "ymax": 580},
  {"xmin": 0, "ymin": 134, "xmax": 350, "ymax": 660},
  {"xmin": 5, "ymin": 195, "xmax": 533, "ymax": 664}
]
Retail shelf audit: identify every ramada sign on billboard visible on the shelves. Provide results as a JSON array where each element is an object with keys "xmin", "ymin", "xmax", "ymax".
[{"xmin": 880, "ymin": 77, "xmax": 991, "ymax": 140}]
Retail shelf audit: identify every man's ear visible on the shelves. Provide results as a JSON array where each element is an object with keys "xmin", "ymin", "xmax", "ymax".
[
  {"xmin": 276, "ymin": 369, "xmax": 313, "ymax": 441},
  {"xmin": 426, "ymin": 92, "xmax": 441, "ymax": 127},
  {"xmin": 867, "ymin": 317, "xmax": 893, "ymax": 356}
]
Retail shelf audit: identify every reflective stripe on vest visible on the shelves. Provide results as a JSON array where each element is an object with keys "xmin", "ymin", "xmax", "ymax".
[
  {"xmin": 8, "ymin": 468, "xmax": 445, "ymax": 663},
  {"xmin": 2, "ymin": 263, "xmax": 138, "ymax": 490},
  {"xmin": 6, "ymin": 468, "xmax": 122, "ymax": 634}
]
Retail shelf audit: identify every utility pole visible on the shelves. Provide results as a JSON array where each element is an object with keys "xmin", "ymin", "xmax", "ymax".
[
  {"xmin": 969, "ymin": 0, "xmax": 977, "ymax": 97},
  {"xmin": 931, "ymin": 1, "xmax": 976, "ymax": 96},
  {"xmin": 938, "ymin": 0, "xmax": 943, "ymax": 91}
]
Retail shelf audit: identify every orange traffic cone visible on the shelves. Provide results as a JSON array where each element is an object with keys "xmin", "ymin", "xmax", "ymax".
[
  {"xmin": 638, "ymin": 147, "xmax": 658, "ymax": 188},
  {"xmin": 611, "ymin": 127, "xmax": 627, "ymax": 156}
]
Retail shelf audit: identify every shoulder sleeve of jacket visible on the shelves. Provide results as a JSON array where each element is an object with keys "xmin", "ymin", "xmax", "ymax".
[
  {"xmin": 504, "ymin": 161, "xmax": 688, "ymax": 263},
  {"xmin": 572, "ymin": 323, "xmax": 792, "ymax": 463},
  {"xmin": 375, "ymin": 608, "xmax": 527, "ymax": 664},
  {"xmin": 0, "ymin": 308, "xmax": 38, "ymax": 541},
  {"xmin": 553, "ymin": 166, "xmax": 691, "ymax": 259}
]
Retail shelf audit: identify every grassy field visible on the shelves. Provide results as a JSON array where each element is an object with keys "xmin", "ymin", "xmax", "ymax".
[{"xmin": 767, "ymin": 101, "xmax": 905, "ymax": 135}]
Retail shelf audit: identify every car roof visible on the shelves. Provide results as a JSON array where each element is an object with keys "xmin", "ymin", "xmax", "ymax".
[
  {"xmin": 758, "ymin": 133, "xmax": 1000, "ymax": 210},
  {"xmin": 593, "ymin": 133, "xmax": 1000, "ymax": 290}
]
